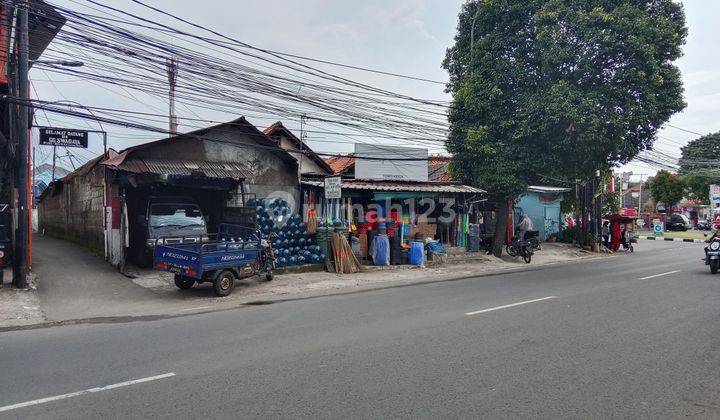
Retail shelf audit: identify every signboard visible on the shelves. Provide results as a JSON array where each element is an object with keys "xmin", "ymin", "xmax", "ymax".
[
  {"xmin": 710, "ymin": 184, "xmax": 720, "ymax": 209},
  {"xmin": 324, "ymin": 176, "xmax": 342, "ymax": 199},
  {"xmin": 652, "ymin": 219, "xmax": 664, "ymax": 236},
  {"xmin": 354, "ymin": 144, "xmax": 428, "ymax": 182},
  {"xmin": 39, "ymin": 127, "xmax": 88, "ymax": 148},
  {"xmin": 619, "ymin": 207, "xmax": 638, "ymax": 218}
]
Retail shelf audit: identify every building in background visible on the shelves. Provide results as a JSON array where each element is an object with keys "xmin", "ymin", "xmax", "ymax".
[{"xmin": 38, "ymin": 117, "xmax": 305, "ymax": 267}]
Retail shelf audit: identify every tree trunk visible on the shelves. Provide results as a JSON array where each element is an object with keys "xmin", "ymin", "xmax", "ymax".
[{"xmin": 492, "ymin": 199, "xmax": 508, "ymax": 257}]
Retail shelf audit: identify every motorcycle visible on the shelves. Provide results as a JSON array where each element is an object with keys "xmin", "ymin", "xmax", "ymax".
[
  {"xmin": 705, "ymin": 234, "xmax": 720, "ymax": 274},
  {"xmin": 506, "ymin": 237, "xmax": 534, "ymax": 264},
  {"xmin": 524, "ymin": 230, "xmax": 541, "ymax": 251}
]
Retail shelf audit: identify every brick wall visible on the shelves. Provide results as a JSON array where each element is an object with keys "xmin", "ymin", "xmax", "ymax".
[{"xmin": 38, "ymin": 165, "xmax": 105, "ymax": 254}]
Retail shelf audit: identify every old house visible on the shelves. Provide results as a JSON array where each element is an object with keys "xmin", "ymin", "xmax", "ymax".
[{"xmin": 38, "ymin": 117, "xmax": 311, "ymax": 267}]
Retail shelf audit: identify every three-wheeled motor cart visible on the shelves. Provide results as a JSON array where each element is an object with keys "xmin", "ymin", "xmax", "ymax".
[{"xmin": 153, "ymin": 224, "xmax": 275, "ymax": 296}]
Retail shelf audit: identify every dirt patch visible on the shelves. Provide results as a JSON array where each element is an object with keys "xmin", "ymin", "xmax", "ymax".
[{"xmin": 0, "ymin": 270, "xmax": 46, "ymax": 327}]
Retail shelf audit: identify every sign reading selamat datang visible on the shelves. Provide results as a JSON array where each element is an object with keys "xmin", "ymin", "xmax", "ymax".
[{"xmin": 39, "ymin": 128, "xmax": 89, "ymax": 148}]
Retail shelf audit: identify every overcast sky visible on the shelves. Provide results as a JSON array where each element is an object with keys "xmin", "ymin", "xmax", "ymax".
[{"xmin": 32, "ymin": 1, "xmax": 720, "ymax": 180}]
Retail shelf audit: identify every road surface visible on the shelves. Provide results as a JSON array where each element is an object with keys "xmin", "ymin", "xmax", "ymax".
[{"xmin": 1, "ymin": 240, "xmax": 718, "ymax": 419}]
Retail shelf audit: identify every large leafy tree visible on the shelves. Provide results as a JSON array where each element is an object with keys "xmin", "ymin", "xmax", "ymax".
[
  {"xmin": 678, "ymin": 132, "xmax": 720, "ymax": 203},
  {"xmin": 443, "ymin": 0, "xmax": 686, "ymax": 255},
  {"xmin": 648, "ymin": 170, "xmax": 684, "ymax": 207}
]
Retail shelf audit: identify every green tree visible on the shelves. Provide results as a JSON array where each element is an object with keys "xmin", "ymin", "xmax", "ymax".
[
  {"xmin": 648, "ymin": 170, "xmax": 684, "ymax": 206},
  {"xmin": 678, "ymin": 132, "xmax": 720, "ymax": 203},
  {"xmin": 443, "ymin": 0, "xmax": 686, "ymax": 255}
]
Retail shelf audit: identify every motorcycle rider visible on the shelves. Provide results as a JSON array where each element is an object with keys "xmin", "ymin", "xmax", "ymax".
[{"xmin": 518, "ymin": 213, "xmax": 534, "ymax": 241}]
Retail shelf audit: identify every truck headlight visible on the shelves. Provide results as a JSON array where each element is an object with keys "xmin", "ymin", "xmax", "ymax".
[{"xmin": 147, "ymin": 238, "xmax": 163, "ymax": 246}]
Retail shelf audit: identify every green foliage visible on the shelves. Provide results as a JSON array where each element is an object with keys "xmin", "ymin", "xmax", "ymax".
[
  {"xmin": 648, "ymin": 170, "xmax": 684, "ymax": 205},
  {"xmin": 602, "ymin": 190, "xmax": 621, "ymax": 215},
  {"xmin": 678, "ymin": 132, "xmax": 720, "ymax": 203},
  {"xmin": 443, "ymin": 0, "xmax": 687, "ymax": 195}
]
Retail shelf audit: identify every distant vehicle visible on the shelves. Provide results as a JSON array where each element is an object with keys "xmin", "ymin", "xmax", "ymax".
[
  {"xmin": 135, "ymin": 196, "xmax": 209, "ymax": 267},
  {"xmin": 696, "ymin": 219, "xmax": 711, "ymax": 231},
  {"xmin": 666, "ymin": 213, "xmax": 692, "ymax": 231},
  {"xmin": 704, "ymin": 231, "xmax": 720, "ymax": 274},
  {"xmin": 713, "ymin": 216, "xmax": 720, "ymax": 230}
]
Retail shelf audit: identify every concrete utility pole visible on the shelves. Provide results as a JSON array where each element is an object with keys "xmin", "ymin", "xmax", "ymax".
[
  {"xmin": 13, "ymin": 0, "xmax": 29, "ymax": 288},
  {"xmin": 167, "ymin": 57, "xmax": 178, "ymax": 136}
]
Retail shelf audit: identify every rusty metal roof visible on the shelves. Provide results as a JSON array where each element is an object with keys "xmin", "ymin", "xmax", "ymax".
[
  {"xmin": 108, "ymin": 158, "xmax": 252, "ymax": 179},
  {"xmin": 301, "ymin": 179, "xmax": 484, "ymax": 194}
]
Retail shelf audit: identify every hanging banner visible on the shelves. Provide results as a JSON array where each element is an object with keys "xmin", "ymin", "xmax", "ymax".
[{"xmin": 39, "ymin": 127, "xmax": 89, "ymax": 148}]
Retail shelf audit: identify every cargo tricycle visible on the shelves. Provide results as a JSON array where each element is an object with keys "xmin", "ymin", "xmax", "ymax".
[{"xmin": 153, "ymin": 224, "xmax": 275, "ymax": 296}]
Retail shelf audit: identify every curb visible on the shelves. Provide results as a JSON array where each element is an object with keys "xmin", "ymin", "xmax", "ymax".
[
  {"xmin": 0, "ymin": 253, "xmax": 606, "ymax": 333},
  {"xmin": 637, "ymin": 236, "xmax": 704, "ymax": 243}
]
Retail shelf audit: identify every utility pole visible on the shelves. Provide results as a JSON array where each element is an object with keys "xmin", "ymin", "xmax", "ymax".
[
  {"xmin": 51, "ymin": 145, "xmax": 56, "ymax": 179},
  {"xmin": 13, "ymin": 0, "xmax": 29, "ymax": 288},
  {"xmin": 638, "ymin": 174, "xmax": 645, "ymax": 215},
  {"xmin": 299, "ymin": 114, "xmax": 306, "ymax": 176},
  {"xmin": 167, "ymin": 57, "xmax": 178, "ymax": 136}
]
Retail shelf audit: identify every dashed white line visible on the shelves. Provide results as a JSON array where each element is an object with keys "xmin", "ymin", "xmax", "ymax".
[
  {"xmin": 639, "ymin": 270, "xmax": 680, "ymax": 280},
  {"xmin": 465, "ymin": 296, "xmax": 557, "ymax": 316},
  {"xmin": 0, "ymin": 373, "xmax": 176, "ymax": 413}
]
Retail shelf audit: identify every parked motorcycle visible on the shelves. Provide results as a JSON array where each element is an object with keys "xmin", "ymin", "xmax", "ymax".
[
  {"xmin": 506, "ymin": 238, "xmax": 534, "ymax": 264},
  {"xmin": 524, "ymin": 230, "xmax": 541, "ymax": 251},
  {"xmin": 705, "ymin": 233, "xmax": 720, "ymax": 274}
]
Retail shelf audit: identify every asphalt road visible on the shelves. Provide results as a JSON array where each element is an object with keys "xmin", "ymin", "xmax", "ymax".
[{"xmin": 1, "ymin": 240, "xmax": 719, "ymax": 419}]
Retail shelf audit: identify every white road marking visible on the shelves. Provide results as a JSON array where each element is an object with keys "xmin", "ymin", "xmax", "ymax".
[
  {"xmin": 0, "ymin": 373, "xmax": 176, "ymax": 413},
  {"xmin": 180, "ymin": 306, "xmax": 212, "ymax": 312},
  {"xmin": 465, "ymin": 296, "xmax": 557, "ymax": 316},
  {"xmin": 639, "ymin": 270, "xmax": 680, "ymax": 280}
]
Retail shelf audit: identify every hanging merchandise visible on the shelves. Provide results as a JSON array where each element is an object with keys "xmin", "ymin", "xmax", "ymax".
[{"xmin": 307, "ymin": 208, "xmax": 317, "ymax": 234}]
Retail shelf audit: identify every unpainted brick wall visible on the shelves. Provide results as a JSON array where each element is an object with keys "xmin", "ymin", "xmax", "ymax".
[{"xmin": 38, "ymin": 166, "xmax": 105, "ymax": 254}]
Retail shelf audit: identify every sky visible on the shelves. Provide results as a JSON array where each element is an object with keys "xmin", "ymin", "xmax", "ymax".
[{"xmin": 31, "ymin": 0, "xmax": 720, "ymax": 182}]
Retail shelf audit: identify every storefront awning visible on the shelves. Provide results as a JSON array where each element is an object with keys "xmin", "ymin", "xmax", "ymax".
[
  {"xmin": 102, "ymin": 157, "xmax": 252, "ymax": 179},
  {"xmin": 301, "ymin": 179, "xmax": 484, "ymax": 194}
]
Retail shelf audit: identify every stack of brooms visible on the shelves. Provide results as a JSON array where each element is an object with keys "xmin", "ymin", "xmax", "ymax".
[{"xmin": 329, "ymin": 232, "xmax": 363, "ymax": 274}]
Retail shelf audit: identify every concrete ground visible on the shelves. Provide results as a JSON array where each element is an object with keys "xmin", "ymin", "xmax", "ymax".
[
  {"xmin": 0, "ymin": 239, "xmax": 714, "ymax": 418},
  {"xmin": 3, "ymin": 235, "xmax": 603, "ymax": 327}
]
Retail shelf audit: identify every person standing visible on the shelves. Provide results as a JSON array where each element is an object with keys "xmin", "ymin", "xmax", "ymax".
[
  {"xmin": 602, "ymin": 221, "xmax": 610, "ymax": 248},
  {"xmin": 518, "ymin": 213, "xmax": 534, "ymax": 241},
  {"xmin": 611, "ymin": 221, "xmax": 622, "ymax": 251}
]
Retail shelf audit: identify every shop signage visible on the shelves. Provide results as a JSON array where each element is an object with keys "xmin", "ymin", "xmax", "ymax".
[
  {"xmin": 354, "ymin": 144, "xmax": 429, "ymax": 182},
  {"xmin": 710, "ymin": 184, "xmax": 720, "ymax": 209},
  {"xmin": 39, "ymin": 127, "xmax": 88, "ymax": 148},
  {"xmin": 324, "ymin": 176, "xmax": 342, "ymax": 199}
]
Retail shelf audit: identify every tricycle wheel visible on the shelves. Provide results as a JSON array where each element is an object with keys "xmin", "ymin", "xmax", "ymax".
[
  {"xmin": 174, "ymin": 275, "xmax": 195, "ymax": 290},
  {"xmin": 213, "ymin": 270, "xmax": 236, "ymax": 297},
  {"xmin": 711, "ymin": 260, "xmax": 718, "ymax": 275},
  {"xmin": 264, "ymin": 271, "xmax": 274, "ymax": 282}
]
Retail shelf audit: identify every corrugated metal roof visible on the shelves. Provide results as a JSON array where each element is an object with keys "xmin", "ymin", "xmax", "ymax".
[
  {"xmin": 301, "ymin": 179, "xmax": 484, "ymax": 194},
  {"xmin": 527, "ymin": 185, "xmax": 571, "ymax": 193},
  {"xmin": 109, "ymin": 158, "xmax": 252, "ymax": 179}
]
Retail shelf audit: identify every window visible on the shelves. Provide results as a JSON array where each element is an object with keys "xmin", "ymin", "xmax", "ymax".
[{"xmin": 150, "ymin": 204, "xmax": 205, "ymax": 228}]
